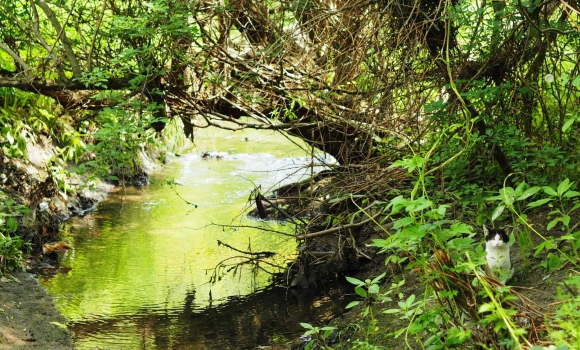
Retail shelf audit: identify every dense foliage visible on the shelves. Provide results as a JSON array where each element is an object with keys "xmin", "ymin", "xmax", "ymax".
[{"xmin": 1, "ymin": 0, "xmax": 580, "ymax": 348}]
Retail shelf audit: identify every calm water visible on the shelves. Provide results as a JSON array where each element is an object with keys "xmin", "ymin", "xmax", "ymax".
[{"xmin": 41, "ymin": 128, "xmax": 347, "ymax": 349}]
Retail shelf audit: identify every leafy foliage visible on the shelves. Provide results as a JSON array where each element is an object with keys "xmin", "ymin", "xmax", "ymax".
[{"xmin": 0, "ymin": 193, "xmax": 30, "ymax": 274}]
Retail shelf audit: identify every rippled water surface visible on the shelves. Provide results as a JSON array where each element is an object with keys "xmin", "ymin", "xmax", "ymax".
[{"xmin": 40, "ymin": 128, "xmax": 347, "ymax": 349}]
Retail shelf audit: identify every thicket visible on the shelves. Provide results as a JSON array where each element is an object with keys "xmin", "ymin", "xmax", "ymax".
[{"xmin": 1, "ymin": 0, "xmax": 580, "ymax": 348}]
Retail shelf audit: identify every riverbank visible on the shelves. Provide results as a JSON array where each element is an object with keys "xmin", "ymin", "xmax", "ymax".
[
  {"xmin": 0, "ymin": 272, "xmax": 73, "ymax": 349},
  {"xmin": 0, "ymin": 132, "xmax": 168, "ymax": 348}
]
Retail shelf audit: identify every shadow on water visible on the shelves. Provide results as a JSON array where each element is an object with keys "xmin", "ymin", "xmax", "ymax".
[{"xmin": 68, "ymin": 283, "xmax": 354, "ymax": 349}]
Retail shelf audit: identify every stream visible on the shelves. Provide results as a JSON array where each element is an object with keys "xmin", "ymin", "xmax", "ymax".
[{"xmin": 40, "ymin": 127, "xmax": 351, "ymax": 349}]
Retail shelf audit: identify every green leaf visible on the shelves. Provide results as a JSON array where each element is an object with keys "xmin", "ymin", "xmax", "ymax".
[
  {"xmin": 485, "ymin": 194, "xmax": 503, "ymax": 202},
  {"xmin": 368, "ymin": 284, "xmax": 380, "ymax": 294},
  {"xmin": 371, "ymin": 272, "xmax": 386, "ymax": 285},
  {"xmin": 543, "ymin": 186, "xmax": 558, "ymax": 197},
  {"xmin": 565, "ymin": 190, "xmax": 580, "ymax": 199},
  {"xmin": 547, "ymin": 254, "xmax": 562, "ymax": 272},
  {"xmin": 405, "ymin": 294, "xmax": 416, "ymax": 307},
  {"xmin": 499, "ymin": 187, "xmax": 516, "ymax": 205},
  {"xmin": 355, "ymin": 285, "xmax": 368, "ymax": 298},
  {"xmin": 572, "ymin": 75, "xmax": 580, "ymax": 87},
  {"xmin": 562, "ymin": 118, "xmax": 575, "ymax": 132},
  {"xmin": 547, "ymin": 218, "xmax": 560, "ymax": 231},
  {"xmin": 300, "ymin": 322, "xmax": 314, "ymax": 330},
  {"xmin": 557, "ymin": 178, "xmax": 572, "ymax": 197},
  {"xmin": 534, "ymin": 239, "xmax": 555, "ymax": 256},
  {"xmin": 515, "ymin": 181, "xmax": 526, "ymax": 194},
  {"xmin": 559, "ymin": 234, "xmax": 575, "ymax": 241},
  {"xmin": 563, "ymin": 215, "xmax": 571, "ymax": 227},
  {"xmin": 6, "ymin": 131, "xmax": 14, "ymax": 145},
  {"xmin": 479, "ymin": 303, "xmax": 494, "ymax": 313},
  {"xmin": 6, "ymin": 217, "xmax": 17, "ymax": 232},
  {"xmin": 328, "ymin": 196, "xmax": 347, "ymax": 204},
  {"xmin": 322, "ymin": 327, "xmax": 335, "ymax": 337},
  {"xmin": 527, "ymin": 198, "xmax": 552, "ymax": 208},
  {"xmin": 346, "ymin": 276, "xmax": 364, "ymax": 286},
  {"xmin": 17, "ymin": 207, "xmax": 30, "ymax": 214},
  {"xmin": 517, "ymin": 186, "xmax": 540, "ymax": 201},
  {"xmin": 362, "ymin": 306, "xmax": 370, "ymax": 317},
  {"xmin": 345, "ymin": 301, "xmax": 360, "ymax": 309},
  {"xmin": 491, "ymin": 205, "xmax": 505, "ymax": 221},
  {"xmin": 383, "ymin": 308, "xmax": 400, "ymax": 314}
]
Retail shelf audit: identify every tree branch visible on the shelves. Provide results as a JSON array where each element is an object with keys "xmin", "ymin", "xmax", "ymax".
[
  {"xmin": 24, "ymin": 0, "xmax": 68, "ymax": 81},
  {"xmin": 0, "ymin": 43, "xmax": 32, "ymax": 78},
  {"xmin": 88, "ymin": 0, "xmax": 107, "ymax": 71},
  {"xmin": 35, "ymin": 0, "xmax": 83, "ymax": 78}
]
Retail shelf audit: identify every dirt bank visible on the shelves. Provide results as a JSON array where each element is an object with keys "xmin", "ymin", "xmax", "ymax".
[{"xmin": 0, "ymin": 272, "xmax": 73, "ymax": 349}]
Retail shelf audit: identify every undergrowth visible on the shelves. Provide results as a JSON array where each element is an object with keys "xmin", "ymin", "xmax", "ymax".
[
  {"xmin": 299, "ymin": 65, "xmax": 580, "ymax": 349},
  {"xmin": 301, "ymin": 169, "xmax": 580, "ymax": 349}
]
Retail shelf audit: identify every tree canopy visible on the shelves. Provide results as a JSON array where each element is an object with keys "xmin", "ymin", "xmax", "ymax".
[{"xmin": 1, "ymin": 0, "xmax": 580, "ymax": 187}]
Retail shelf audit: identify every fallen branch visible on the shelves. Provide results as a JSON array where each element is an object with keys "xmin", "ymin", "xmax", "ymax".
[
  {"xmin": 217, "ymin": 240, "xmax": 276, "ymax": 258},
  {"xmin": 296, "ymin": 207, "xmax": 391, "ymax": 240}
]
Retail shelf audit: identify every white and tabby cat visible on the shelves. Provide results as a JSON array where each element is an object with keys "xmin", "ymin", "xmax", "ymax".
[{"xmin": 484, "ymin": 225, "xmax": 514, "ymax": 284}]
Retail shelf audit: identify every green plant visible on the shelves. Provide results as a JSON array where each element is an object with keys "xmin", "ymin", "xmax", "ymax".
[
  {"xmin": 529, "ymin": 179, "xmax": 580, "ymax": 256},
  {"xmin": 486, "ymin": 180, "xmax": 541, "ymax": 265},
  {"xmin": 345, "ymin": 272, "xmax": 387, "ymax": 315},
  {"xmin": 299, "ymin": 322, "xmax": 336, "ymax": 350},
  {"xmin": 84, "ymin": 107, "xmax": 157, "ymax": 182},
  {"xmin": 0, "ymin": 111, "xmax": 31, "ymax": 159},
  {"xmin": 543, "ymin": 275, "xmax": 580, "ymax": 349},
  {"xmin": 0, "ymin": 193, "xmax": 31, "ymax": 274}
]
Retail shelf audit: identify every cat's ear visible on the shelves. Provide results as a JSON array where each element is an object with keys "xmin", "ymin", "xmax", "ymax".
[
  {"xmin": 501, "ymin": 226, "xmax": 511, "ymax": 234},
  {"xmin": 483, "ymin": 225, "xmax": 490, "ymax": 235}
]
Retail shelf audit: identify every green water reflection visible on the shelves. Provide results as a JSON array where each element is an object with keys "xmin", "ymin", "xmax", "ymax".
[{"xmin": 41, "ymin": 127, "xmax": 330, "ymax": 349}]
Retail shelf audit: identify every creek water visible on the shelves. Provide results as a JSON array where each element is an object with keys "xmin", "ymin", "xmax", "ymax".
[{"xmin": 40, "ymin": 127, "xmax": 350, "ymax": 349}]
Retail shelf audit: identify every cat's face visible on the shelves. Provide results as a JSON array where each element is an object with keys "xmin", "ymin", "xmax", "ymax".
[{"xmin": 484, "ymin": 225, "xmax": 509, "ymax": 247}]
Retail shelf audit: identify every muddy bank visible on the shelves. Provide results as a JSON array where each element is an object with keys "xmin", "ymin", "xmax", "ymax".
[{"xmin": 0, "ymin": 272, "xmax": 73, "ymax": 350}]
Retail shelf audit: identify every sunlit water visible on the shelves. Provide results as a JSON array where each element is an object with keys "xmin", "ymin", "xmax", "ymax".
[{"xmin": 41, "ymin": 128, "xmax": 348, "ymax": 349}]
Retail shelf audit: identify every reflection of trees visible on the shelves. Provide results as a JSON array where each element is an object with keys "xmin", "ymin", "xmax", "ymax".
[
  {"xmin": 70, "ymin": 285, "xmax": 349, "ymax": 348},
  {"xmin": 207, "ymin": 239, "xmax": 280, "ymax": 286}
]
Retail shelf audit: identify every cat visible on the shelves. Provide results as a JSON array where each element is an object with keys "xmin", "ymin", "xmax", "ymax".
[{"xmin": 483, "ymin": 225, "xmax": 513, "ymax": 284}]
